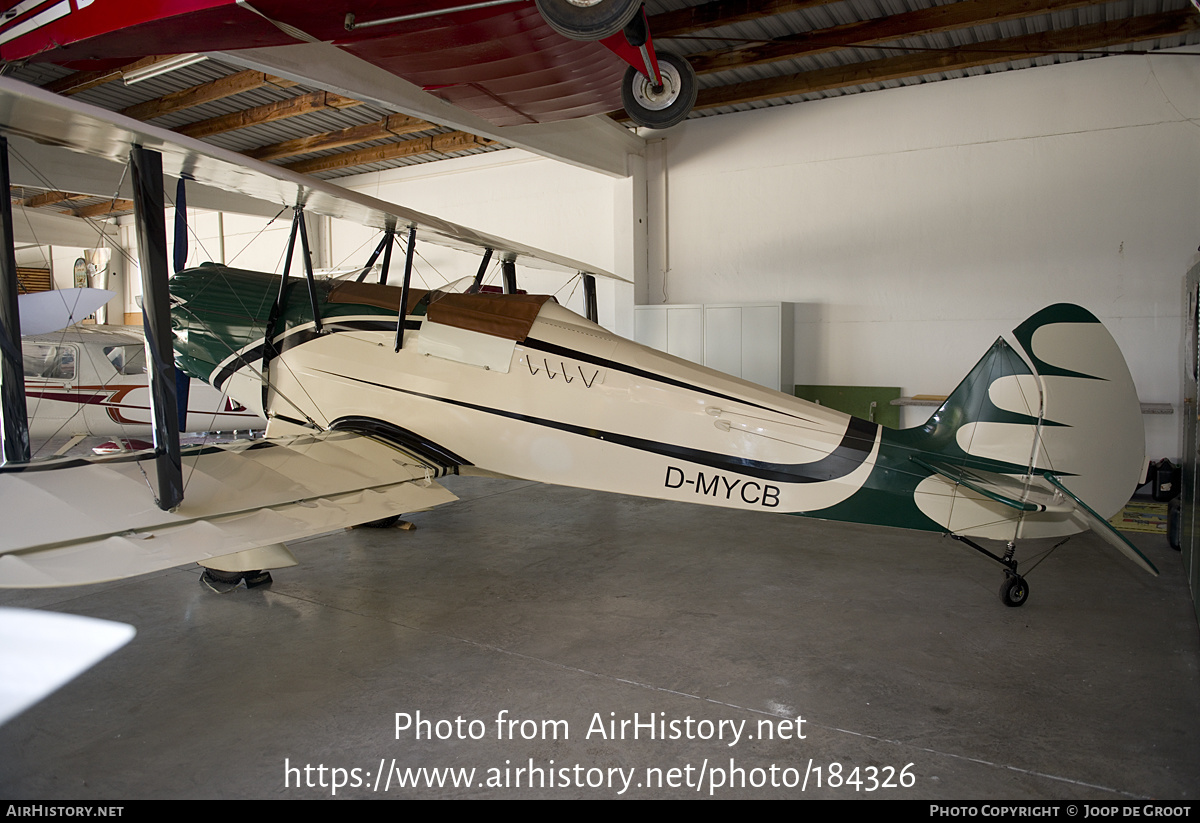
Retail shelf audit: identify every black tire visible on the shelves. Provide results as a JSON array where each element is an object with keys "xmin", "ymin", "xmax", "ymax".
[
  {"xmin": 535, "ymin": 0, "xmax": 641, "ymax": 42},
  {"xmin": 242, "ymin": 570, "xmax": 273, "ymax": 588},
  {"xmin": 361, "ymin": 514, "xmax": 402, "ymax": 529},
  {"xmin": 621, "ymin": 52, "xmax": 697, "ymax": 130},
  {"xmin": 199, "ymin": 568, "xmax": 242, "ymax": 594},
  {"xmin": 999, "ymin": 574, "xmax": 1029, "ymax": 607}
]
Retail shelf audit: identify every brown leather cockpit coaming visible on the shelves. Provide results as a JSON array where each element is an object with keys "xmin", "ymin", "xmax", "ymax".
[{"xmin": 328, "ymin": 281, "xmax": 554, "ymax": 342}]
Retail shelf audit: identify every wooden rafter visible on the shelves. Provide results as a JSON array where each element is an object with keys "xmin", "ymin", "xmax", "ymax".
[
  {"xmin": 283, "ymin": 132, "xmax": 494, "ymax": 175},
  {"xmin": 22, "ymin": 191, "xmax": 90, "ymax": 209},
  {"xmin": 688, "ymin": 0, "xmax": 1112, "ymax": 75},
  {"xmin": 119, "ymin": 70, "xmax": 298, "ymax": 121},
  {"xmin": 73, "ymin": 199, "xmax": 134, "ymax": 219},
  {"xmin": 246, "ymin": 114, "xmax": 435, "ymax": 162},
  {"xmin": 693, "ymin": 9, "xmax": 1200, "ymax": 110},
  {"xmin": 177, "ymin": 90, "xmax": 362, "ymax": 139},
  {"xmin": 649, "ymin": 0, "xmax": 840, "ymax": 39},
  {"xmin": 43, "ymin": 56, "xmax": 182, "ymax": 96}
]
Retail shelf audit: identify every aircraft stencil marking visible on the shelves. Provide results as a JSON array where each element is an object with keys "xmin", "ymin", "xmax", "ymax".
[{"xmin": 523, "ymin": 355, "xmax": 602, "ymax": 388}]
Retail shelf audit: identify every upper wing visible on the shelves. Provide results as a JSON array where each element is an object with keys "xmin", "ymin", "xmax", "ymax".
[
  {"xmin": 0, "ymin": 76, "xmax": 625, "ymax": 281},
  {"xmin": 0, "ymin": 431, "xmax": 457, "ymax": 588}
]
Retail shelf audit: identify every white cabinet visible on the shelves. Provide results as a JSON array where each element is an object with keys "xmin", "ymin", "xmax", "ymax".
[{"xmin": 633, "ymin": 303, "xmax": 794, "ymax": 392}]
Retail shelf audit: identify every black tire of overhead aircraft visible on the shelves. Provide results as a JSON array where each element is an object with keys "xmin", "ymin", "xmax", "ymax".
[
  {"xmin": 534, "ymin": 0, "xmax": 642, "ymax": 41},
  {"xmin": 621, "ymin": 52, "xmax": 698, "ymax": 130}
]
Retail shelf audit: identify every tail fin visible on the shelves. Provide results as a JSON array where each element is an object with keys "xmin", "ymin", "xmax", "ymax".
[
  {"xmin": 1011, "ymin": 304, "xmax": 1145, "ymax": 516},
  {"xmin": 911, "ymin": 304, "xmax": 1146, "ymax": 547}
]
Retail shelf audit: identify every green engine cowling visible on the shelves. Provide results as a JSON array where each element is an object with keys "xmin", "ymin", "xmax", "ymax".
[{"xmin": 169, "ymin": 264, "xmax": 396, "ymax": 392}]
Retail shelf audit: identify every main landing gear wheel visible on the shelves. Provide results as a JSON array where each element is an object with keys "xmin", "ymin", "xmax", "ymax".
[
  {"xmin": 200, "ymin": 568, "xmax": 273, "ymax": 593},
  {"xmin": 622, "ymin": 52, "xmax": 697, "ymax": 129},
  {"xmin": 999, "ymin": 573, "xmax": 1029, "ymax": 607},
  {"xmin": 360, "ymin": 514, "xmax": 402, "ymax": 529},
  {"xmin": 534, "ymin": 0, "xmax": 642, "ymax": 41}
]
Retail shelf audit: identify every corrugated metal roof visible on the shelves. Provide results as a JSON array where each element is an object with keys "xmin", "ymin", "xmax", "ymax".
[{"xmin": 0, "ymin": 0, "xmax": 1195, "ymax": 204}]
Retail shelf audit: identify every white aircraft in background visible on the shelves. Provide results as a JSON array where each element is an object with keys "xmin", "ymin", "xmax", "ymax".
[{"xmin": 18, "ymin": 289, "xmax": 264, "ymax": 455}]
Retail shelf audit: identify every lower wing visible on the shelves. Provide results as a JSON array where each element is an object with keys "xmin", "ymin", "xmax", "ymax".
[{"xmin": 0, "ymin": 431, "xmax": 457, "ymax": 588}]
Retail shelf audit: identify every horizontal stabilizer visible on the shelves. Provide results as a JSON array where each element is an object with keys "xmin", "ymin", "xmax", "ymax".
[
  {"xmin": 915, "ymin": 458, "xmax": 1157, "ymax": 576},
  {"xmin": 910, "ymin": 457, "xmax": 1072, "ymax": 514},
  {"xmin": 0, "ymin": 432, "xmax": 457, "ymax": 588},
  {"xmin": 1043, "ymin": 473, "xmax": 1158, "ymax": 577}
]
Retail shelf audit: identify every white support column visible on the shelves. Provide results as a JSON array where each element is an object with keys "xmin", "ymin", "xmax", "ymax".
[{"xmin": 612, "ymin": 151, "xmax": 647, "ymax": 338}]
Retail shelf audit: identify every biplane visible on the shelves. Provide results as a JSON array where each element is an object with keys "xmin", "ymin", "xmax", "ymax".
[{"xmin": 0, "ymin": 77, "xmax": 1157, "ymax": 605}]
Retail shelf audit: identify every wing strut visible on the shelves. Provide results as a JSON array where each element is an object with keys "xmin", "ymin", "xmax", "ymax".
[
  {"xmin": 130, "ymin": 145, "xmax": 183, "ymax": 510},
  {"xmin": 354, "ymin": 231, "xmax": 393, "ymax": 283},
  {"xmin": 470, "ymin": 248, "xmax": 493, "ymax": 293},
  {"xmin": 0, "ymin": 136, "xmax": 29, "ymax": 465},
  {"xmin": 583, "ymin": 273, "xmax": 598, "ymax": 323},
  {"xmin": 263, "ymin": 206, "xmax": 324, "ymax": 411},
  {"xmin": 394, "ymin": 225, "xmax": 416, "ymax": 352},
  {"xmin": 377, "ymin": 227, "xmax": 395, "ymax": 289},
  {"xmin": 502, "ymin": 259, "xmax": 518, "ymax": 294},
  {"xmin": 294, "ymin": 208, "xmax": 323, "ymax": 333}
]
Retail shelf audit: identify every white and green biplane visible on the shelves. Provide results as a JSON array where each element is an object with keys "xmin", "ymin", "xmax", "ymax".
[{"xmin": 0, "ymin": 78, "xmax": 1155, "ymax": 606}]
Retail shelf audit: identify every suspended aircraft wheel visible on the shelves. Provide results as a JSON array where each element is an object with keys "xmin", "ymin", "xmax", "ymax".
[
  {"xmin": 999, "ymin": 574, "xmax": 1029, "ymax": 607},
  {"xmin": 534, "ymin": 0, "xmax": 642, "ymax": 41},
  {"xmin": 622, "ymin": 52, "xmax": 697, "ymax": 130}
]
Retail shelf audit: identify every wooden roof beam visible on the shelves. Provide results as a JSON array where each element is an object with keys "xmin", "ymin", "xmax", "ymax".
[
  {"xmin": 176, "ymin": 90, "xmax": 362, "ymax": 139},
  {"xmin": 693, "ymin": 9, "xmax": 1200, "ymax": 110},
  {"xmin": 649, "ymin": 0, "xmax": 840, "ymax": 38},
  {"xmin": 73, "ymin": 200, "xmax": 135, "ymax": 219},
  {"xmin": 689, "ymin": 0, "xmax": 1112, "ymax": 75},
  {"xmin": 246, "ymin": 113, "xmax": 435, "ymax": 162},
  {"xmin": 43, "ymin": 55, "xmax": 183, "ymax": 96},
  {"xmin": 283, "ymin": 131, "xmax": 493, "ymax": 175},
  {"xmin": 21, "ymin": 190, "xmax": 90, "ymax": 209},
  {"xmin": 119, "ymin": 70, "xmax": 298, "ymax": 121}
]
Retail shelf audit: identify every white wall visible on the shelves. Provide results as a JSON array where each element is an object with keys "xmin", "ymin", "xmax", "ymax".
[
  {"xmin": 103, "ymin": 51, "xmax": 1199, "ymax": 460},
  {"xmin": 337, "ymin": 151, "xmax": 634, "ymax": 336},
  {"xmin": 646, "ymin": 53, "xmax": 1200, "ymax": 459}
]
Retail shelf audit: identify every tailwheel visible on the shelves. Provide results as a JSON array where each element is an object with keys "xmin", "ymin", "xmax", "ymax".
[
  {"xmin": 999, "ymin": 573, "xmax": 1029, "ymax": 607},
  {"xmin": 535, "ymin": 0, "xmax": 642, "ymax": 41},
  {"xmin": 622, "ymin": 52, "xmax": 697, "ymax": 129}
]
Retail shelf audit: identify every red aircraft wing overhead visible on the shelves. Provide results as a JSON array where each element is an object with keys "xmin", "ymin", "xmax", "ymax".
[
  {"xmin": 338, "ymin": 4, "xmax": 627, "ymax": 127},
  {"xmin": 0, "ymin": 0, "xmax": 628, "ymax": 127}
]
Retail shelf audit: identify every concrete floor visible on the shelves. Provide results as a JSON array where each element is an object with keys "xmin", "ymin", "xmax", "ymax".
[{"xmin": 1, "ymin": 475, "xmax": 1197, "ymax": 799}]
